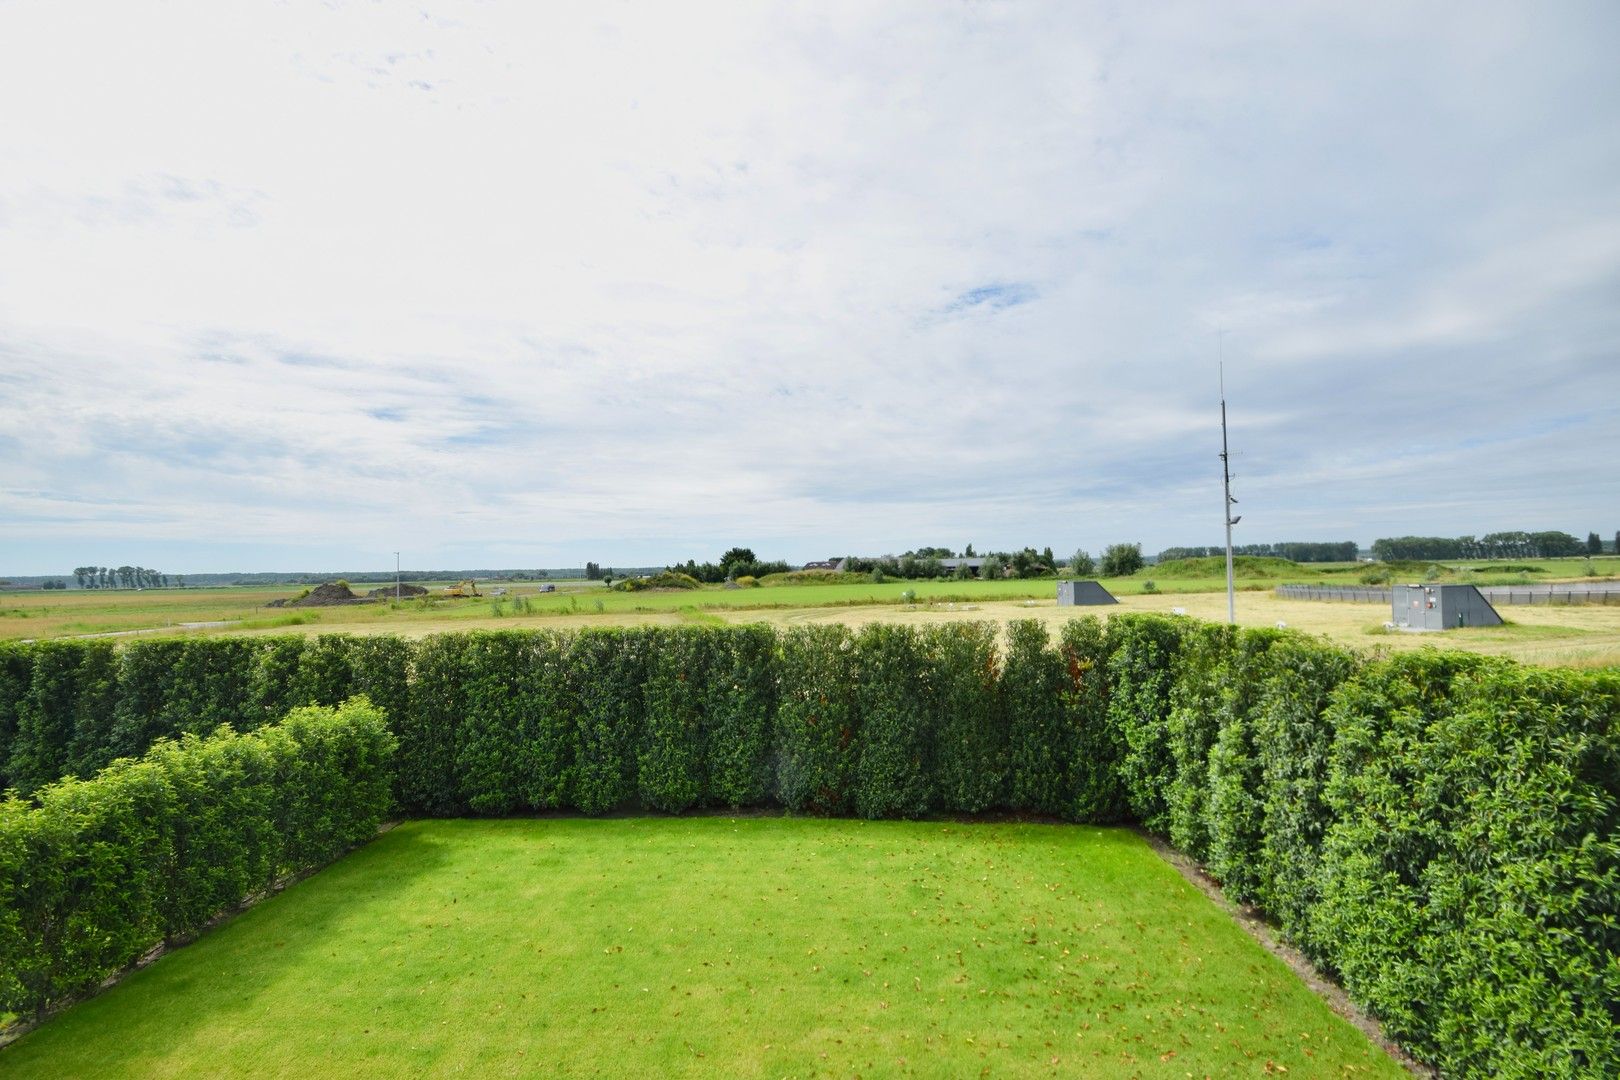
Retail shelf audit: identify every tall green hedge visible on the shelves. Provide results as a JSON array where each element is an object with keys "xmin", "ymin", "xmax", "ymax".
[
  {"xmin": 1164, "ymin": 622, "xmax": 1236, "ymax": 860},
  {"xmin": 852, "ymin": 624, "xmax": 934, "ymax": 819},
  {"xmin": 1190, "ymin": 626, "xmax": 1284, "ymax": 896},
  {"xmin": 0, "ymin": 635, "xmax": 412, "ymax": 798},
  {"xmin": 1411, "ymin": 666, "xmax": 1618, "ymax": 1078},
  {"xmin": 569, "ymin": 629, "xmax": 648, "ymax": 815},
  {"xmin": 515, "ymin": 630, "xmax": 578, "ymax": 811},
  {"xmin": 1104, "ymin": 613, "xmax": 1187, "ymax": 832},
  {"xmin": 2, "ymin": 620, "xmax": 1614, "ymax": 1076},
  {"xmin": 0, "ymin": 642, "xmax": 31, "ymax": 791},
  {"xmin": 110, "ymin": 639, "xmax": 262, "ymax": 759},
  {"xmin": 398, "ymin": 634, "xmax": 469, "ymax": 816},
  {"xmin": 9, "ymin": 642, "xmax": 119, "ymax": 796},
  {"xmin": 702, "ymin": 624, "xmax": 776, "ymax": 808},
  {"xmin": 639, "ymin": 628, "xmax": 711, "ymax": 813},
  {"xmin": 0, "ymin": 697, "xmax": 394, "ymax": 1018},
  {"xmin": 457, "ymin": 632, "xmax": 545, "ymax": 815},
  {"xmin": 774, "ymin": 625, "xmax": 858, "ymax": 814},
  {"xmin": 1004, "ymin": 620, "xmax": 1072, "ymax": 817},
  {"xmin": 1250, "ymin": 637, "xmax": 1361, "ymax": 949},
  {"xmin": 1059, "ymin": 617, "xmax": 1124, "ymax": 823},
  {"xmin": 1313, "ymin": 655, "xmax": 1619, "ymax": 1076},
  {"xmin": 928, "ymin": 623, "xmax": 1005, "ymax": 814}
]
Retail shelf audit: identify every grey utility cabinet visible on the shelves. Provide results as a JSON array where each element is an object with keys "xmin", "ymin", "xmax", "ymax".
[
  {"xmin": 1057, "ymin": 580, "xmax": 1118, "ymax": 606},
  {"xmin": 1391, "ymin": 584, "xmax": 1503, "ymax": 630}
]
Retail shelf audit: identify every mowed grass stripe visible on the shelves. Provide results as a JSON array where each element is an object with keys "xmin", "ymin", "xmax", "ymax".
[{"xmin": 2, "ymin": 818, "xmax": 1405, "ymax": 1078}]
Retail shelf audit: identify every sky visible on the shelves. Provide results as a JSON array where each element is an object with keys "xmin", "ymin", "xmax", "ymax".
[{"xmin": 1, "ymin": 1, "xmax": 1617, "ymax": 575}]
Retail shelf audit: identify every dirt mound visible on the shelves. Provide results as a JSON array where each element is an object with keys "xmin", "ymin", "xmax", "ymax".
[
  {"xmin": 366, "ymin": 583, "xmax": 428, "ymax": 599},
  {"xmin": 267, "ymin": 582, "xmax": 378, "ymax": 608}
]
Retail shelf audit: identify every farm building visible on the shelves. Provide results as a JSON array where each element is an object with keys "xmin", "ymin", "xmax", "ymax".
[
  {"xmin": 1391, "ymin": 583, "xmax": 1503, "ymax": 630},
  {"xmin": 1057, "ymin": 580, "xmax": 1118, "ymax": 606}
]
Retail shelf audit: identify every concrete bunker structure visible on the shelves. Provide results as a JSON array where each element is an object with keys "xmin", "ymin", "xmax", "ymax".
[
  {"xmin": 1057, "ymin": 580, "xmax": 1118, "ymax": 606},
  {"xmin": 1391, "ymin": 583, "xmax": 1503, "ymax": 631}
]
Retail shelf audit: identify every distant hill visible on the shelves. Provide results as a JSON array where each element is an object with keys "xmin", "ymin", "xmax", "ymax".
[{"xmin": 1147, "ymin": 555, "xmax": 1310, "ymax": 579}]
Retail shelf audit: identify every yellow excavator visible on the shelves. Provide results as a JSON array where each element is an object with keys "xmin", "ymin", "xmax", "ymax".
[{"xmin": 443, "ymin": 579, "xmax": 481, "ymax": 598}]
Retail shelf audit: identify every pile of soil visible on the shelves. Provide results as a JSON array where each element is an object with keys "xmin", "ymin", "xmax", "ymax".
[
  {"xmin": 267, "ymin": 582, "xmax": 378, "ymax": 608},
  {"xmin": 366, "ymin": 584, "xmax": 429, "ymax": 599}
]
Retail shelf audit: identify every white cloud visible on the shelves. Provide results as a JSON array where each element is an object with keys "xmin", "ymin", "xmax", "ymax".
[{"xmin": 1, "ymin": 1, "xmax": 1617, "ymax": 572}]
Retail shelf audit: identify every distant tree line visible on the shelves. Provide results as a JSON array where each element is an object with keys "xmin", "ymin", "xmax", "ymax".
[
  {"xmin": 1369, "ymin": 531, "xmax": 1589, "ymax": 561},
  {"xmin": 649, "ymin": 542, "xmax": 1155, "ymax": 584},
  {"xmin": 1157, "ymin": 541, "xmax": 1359, "ymax": 564},
  {"xmin": 843, "ymin": 554, "xmax": 949, "ymax": 579},
  {"xmin": 667, "ymin": 548, "xmax": 792, "ymax": 584},
  {"xmin": 73, "ymin": 566, "xmax": 169, "ymax": 589},
  {"xmin": 846, "ymin": 545, "xmax": 1084, "ymax": 581}
]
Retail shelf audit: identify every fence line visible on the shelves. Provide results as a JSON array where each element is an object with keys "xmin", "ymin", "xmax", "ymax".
[
  {"xmin": 1275, "ymin": 585, "xmax": 1391, "ymax": 603},
  {"xmin": 1276, "ymin": 583, "xmax": 1620, "ymax": 606}
]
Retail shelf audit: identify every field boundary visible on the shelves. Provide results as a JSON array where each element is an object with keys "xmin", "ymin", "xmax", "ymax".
[{"xmin": 1277, "ymin": 582, "xmax": 1620, "ymax": 604}]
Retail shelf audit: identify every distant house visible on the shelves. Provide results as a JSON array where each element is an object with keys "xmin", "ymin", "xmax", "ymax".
[
  {"xmin": 801, "ymin": 559, "xmax": 843, "ymax": 571},
  {"xmin": 938, "ymin": 558, "xmax": 985, "ymax": 574}
]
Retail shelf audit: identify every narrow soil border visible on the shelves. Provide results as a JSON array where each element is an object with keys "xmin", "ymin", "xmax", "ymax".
[{"xmin": 1139, "ymin": 830, "xmax": 1434, "ymax": 1077}]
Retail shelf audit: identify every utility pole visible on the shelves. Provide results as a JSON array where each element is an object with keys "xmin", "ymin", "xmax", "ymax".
[
  {"xmin": 1219, "ymin": 359, "xmax": 1240, "ymax": 624},
  {"xmin": 394, "ymin": 551, "xmax": 401, "ymax": 601}
]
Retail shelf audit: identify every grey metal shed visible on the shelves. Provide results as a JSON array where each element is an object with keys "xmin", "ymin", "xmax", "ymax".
[
  {"xmin": 1391, "ymin": 584, "xmax": 1503, "ymax": 630},
  {"xmin": 1057, "ymin": 580, "xmax": 1118, "ymax": 606}
]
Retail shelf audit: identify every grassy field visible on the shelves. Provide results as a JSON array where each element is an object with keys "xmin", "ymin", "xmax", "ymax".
[
  {"xmin": 0, "ymin": 577, "xmax": 1071, "ymax": 640},
  {"xmin": 0, "ymin": 817, "xmax": 1404, "ymax": 1078},
  {"xmin": 5, "ymin": 560, "xmax": 1618, "ymax": 666}
]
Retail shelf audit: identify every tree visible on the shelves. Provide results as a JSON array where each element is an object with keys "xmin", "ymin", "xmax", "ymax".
[
  {"xmin": 1099, "ymin": 542, "xmax": 1144, "ymax": 577},
  {"xmin": 719, "ymin": 548, "xmax": 757, "ymax": 574},
  {"xmin": 1587, "ymin": 532, "xmax": 1603, "ymax": 556},
  {"xmin": 1530, "ymin": 531, "xmax": 1582, "ymax": 558},
  {"xmin": 1069, "ymin": 549, "xmax": 1095, "ymax": 576},
  {"xmin": 584, "ymin": 562, "xmax": 602, "ymax": 580},
  {"xmin": 980, "ymin": 555, "xmax": 1007, "ymax": 580},
  {"xmin": 964, "ymin": 543, "xmax": 975, "ymax": 557},
  {"xmin": 903, "ymin": 546, "xmax": 953, "ymax": 560}
]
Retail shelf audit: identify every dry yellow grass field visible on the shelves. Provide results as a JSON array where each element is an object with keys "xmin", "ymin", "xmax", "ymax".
[{"xmin": 696, "ymin": 591, "xmax": 1620, "ymax": 667}]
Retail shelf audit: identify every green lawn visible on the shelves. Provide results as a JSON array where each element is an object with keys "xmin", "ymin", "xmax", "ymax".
[{"xmin": 2, "ymin": 818, "xmax": 1403, "ymax": 1078}]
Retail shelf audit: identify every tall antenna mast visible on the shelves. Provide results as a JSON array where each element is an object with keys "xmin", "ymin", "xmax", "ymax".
[{"xmin": 1219, "ymin": 346, "xmax": 1240, "ymax": 624}]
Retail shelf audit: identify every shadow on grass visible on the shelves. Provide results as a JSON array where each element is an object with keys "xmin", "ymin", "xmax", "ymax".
[{"xmin": 0, "ymin": 825, "xmax": 451, "ymax": 1075}]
